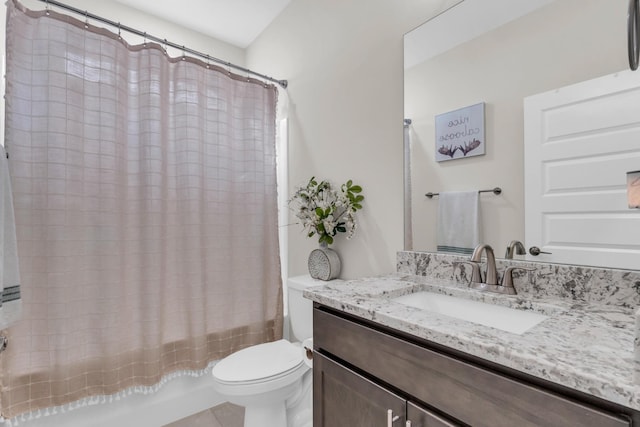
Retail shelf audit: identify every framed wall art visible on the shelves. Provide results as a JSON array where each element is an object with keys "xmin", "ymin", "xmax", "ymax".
[{"xmin": 435, "ymin": 102, "xmax": 485, "ymax": 162}]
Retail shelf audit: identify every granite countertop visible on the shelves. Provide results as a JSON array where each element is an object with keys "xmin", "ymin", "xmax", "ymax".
[{"xmin": 304, "ymin": 274, "xmax": 640, "ymax": 411}]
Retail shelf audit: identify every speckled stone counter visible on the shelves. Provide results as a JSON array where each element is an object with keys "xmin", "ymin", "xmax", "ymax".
[{"xmin": 304, "ymin": 252, "xmax": 640, "ymax": 411}]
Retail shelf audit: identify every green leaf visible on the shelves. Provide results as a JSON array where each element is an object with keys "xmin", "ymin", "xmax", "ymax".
[
  {"xmin": 350, "ymin": 185, "xmax": 362, "ymax": 193},
  {"xmin": 319, "ymin": 234, "xmax": 333, "ymax": 245},
  {"xmin": 315, "ymin": 207, "xmax": 324, "ymax": 217},
  {"xmin": 346, "ymin": 179, "xmax": 353, "ymax": 188},
  {"xmin": 353, "ymin": 203, "xmax": 362, "ymax": 210},
  {"xmin": 355, "ymin": 195, "xmax": 364, "ymax": 202}
]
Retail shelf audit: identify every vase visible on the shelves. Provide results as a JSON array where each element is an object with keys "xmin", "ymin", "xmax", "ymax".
[{"xmin": 308, "ymin": 243, "xmax": 341, "ymax": 280}]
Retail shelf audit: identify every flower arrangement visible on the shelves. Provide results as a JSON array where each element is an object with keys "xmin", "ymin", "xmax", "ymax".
[{"xmin": 289, "ymin": 177, "xmax": 364, "ymax": 246}]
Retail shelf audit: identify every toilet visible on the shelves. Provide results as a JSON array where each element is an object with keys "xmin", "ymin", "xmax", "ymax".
[{"xmin": 211, "ymin": 275, "xmax": 316, "ymax": 427}]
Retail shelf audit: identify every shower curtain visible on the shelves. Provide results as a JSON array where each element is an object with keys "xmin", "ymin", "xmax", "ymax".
[{"xmin": 1, "ymin": 0, "xmax": 283, "ymax": 419}]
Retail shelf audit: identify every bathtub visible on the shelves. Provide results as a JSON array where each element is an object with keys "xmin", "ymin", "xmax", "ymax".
[
  {"xmin": 2, "ymin": 365, "xmax": 224, "ymax": 427},
  {"xmin": 5, "ymin": 315, "xmax": 292, "ymax": 427}
]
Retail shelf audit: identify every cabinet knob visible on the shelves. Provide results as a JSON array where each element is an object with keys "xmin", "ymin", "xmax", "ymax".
[{"xmin": 387, "ymin": 409, "xmax": 400, "ymax": 426}]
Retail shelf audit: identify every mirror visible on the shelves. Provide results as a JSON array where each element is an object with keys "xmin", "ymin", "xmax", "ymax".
[{"xmin": 403, "ymin": 0, "xmax": 629, "ymax": 267}]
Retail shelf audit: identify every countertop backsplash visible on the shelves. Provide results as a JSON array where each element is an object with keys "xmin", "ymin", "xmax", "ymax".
[{"xmin": 397, "ymin": 251, "xmax": 640, "ymax": 308}]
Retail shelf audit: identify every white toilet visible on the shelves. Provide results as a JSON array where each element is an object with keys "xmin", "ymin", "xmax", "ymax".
[{"xmin": 211, "ymin": 275, "xmax": 316, "ymax": 427}]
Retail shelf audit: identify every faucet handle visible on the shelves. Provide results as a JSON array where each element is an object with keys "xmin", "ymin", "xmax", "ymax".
[
  {"xmin": 460, "ymin": 261, "xmax": 483, "ymax": 284},
  {"xmin": 501, "ymin": 266, "xmax": 535, "ymax": 292},
  {"xmin": 504, "ymin": 240, "xmax": 526, "ymax": 259}
]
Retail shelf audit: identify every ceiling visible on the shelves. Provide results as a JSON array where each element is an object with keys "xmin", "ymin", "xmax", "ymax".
[
  {"xmin": 404, "ymin": 0, "xmax": 555, "ymax": 69},
  {"xmin": 113, "ymin": 0, "xmax": 291, "ymax": 48}
]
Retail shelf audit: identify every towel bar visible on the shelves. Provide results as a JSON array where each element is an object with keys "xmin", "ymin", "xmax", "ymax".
[{"xmin": 425, "ymin": 187, "xmax": 502, "ymax": 199}]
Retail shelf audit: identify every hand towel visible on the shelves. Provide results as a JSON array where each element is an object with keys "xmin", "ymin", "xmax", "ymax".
[
  {"xmin": 0, "ymin": 146, "xmax": 21, "ymax": 329},
  {"xmin": 436, "ymin": 191, "xmax": 481, "ymax": 255}
]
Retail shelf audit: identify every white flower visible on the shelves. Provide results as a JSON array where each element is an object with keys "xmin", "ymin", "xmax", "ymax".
[
  {"xmin": 288, "ymin": 177, "xmax": 364, "ymax": 245},
  {"xmin": 322, "ymin": 215, "xmax": 336, "ymax": 234}
]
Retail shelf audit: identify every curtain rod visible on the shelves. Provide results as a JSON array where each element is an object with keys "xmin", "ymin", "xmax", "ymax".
[{"xmin": 35, "ymin": 0, "xmax": 288, "ymax": 88}]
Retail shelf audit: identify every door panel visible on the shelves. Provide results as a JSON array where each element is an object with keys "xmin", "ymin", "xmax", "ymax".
[
  {"xmin": 407, "ymin": 402, "xmax": 461, "ymax": 427},
  {"xmin": 314, "ymin": 352, "xmax": 406, "ymax": 427},
  {"xmin": 524, "ymin": 70, "xmax": 640, "ymax": 268}
]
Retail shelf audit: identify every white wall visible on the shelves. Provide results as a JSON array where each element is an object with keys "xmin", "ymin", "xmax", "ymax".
[
  {"xmin": 247, "ymin": 0, "xmax": 460, "ymax": 279},
  {"xmin": 404, "ymin": 0, "xmax": 628, "ymax": 253}
]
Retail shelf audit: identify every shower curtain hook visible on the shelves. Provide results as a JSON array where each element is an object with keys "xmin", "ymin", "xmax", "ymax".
[
  {"xmin": 45, "ymin": 0, "xmax": 50, "ymax": 16},
  {"xmin": 205, "ymin": 55, "xmax": 210, "ymax": 69},
  {"xmin": 143, "ymin": 32, "xmax": 147, "ymax": 47},
  {"xmin": 182, "ymin": 46, "xmax": 186, "ymax": 61},
  {"xmin": 163, "ymin": 38, "xmax": 168, "ymax": 54},
  {"xmin": 117, "ymin": 22, "xmax": 122, "ymax": 40},
  {"xmin": 84, "ymin": 10, "xmax": 89, "ymax": 29}
]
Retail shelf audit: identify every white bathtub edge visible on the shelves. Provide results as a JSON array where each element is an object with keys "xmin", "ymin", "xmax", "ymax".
[{"xmin": 6, "ymin": 369, "xmax": 224, "ymax": 427}]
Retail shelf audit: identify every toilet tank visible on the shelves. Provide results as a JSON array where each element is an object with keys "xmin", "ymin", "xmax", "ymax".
[{"xmin": 287, "ymin": 275, "xmax": 317, "ymax": 342}]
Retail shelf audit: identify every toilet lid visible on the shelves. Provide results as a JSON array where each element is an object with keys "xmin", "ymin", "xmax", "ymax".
[{"xmin": 212, "ymin": 339, "xmax": 303, "ymax": 383}]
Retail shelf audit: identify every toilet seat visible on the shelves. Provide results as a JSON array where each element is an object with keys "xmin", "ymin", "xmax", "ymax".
[{"xmin": 211, "ymin": 339, "xmax": 308, "ymax": 396}]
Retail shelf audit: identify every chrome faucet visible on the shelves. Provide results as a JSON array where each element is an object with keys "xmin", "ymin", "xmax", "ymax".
[
  {"xmin": 504, "ymin": 240, "xmax": 526, "ymax": 259},
  {"xmin": 470, "ymin": 244, "xmax": 498, "ymax": 285},
  {"xmin": 467, "ymin": 243, "xmax": 533, "ymax": 295}
]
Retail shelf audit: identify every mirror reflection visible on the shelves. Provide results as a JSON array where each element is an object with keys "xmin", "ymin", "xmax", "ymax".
[{"xmin": 403, "ymin": 0, "xmax": 632, "ymax": 268}]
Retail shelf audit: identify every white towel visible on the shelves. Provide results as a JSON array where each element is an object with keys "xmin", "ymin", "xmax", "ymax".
[
  {"xmin": 436, "ymin": 191, "xmax": 481, "ymax": 255},
  {"xmin": 0, "ymin": 146, "xmax": 21, "ymax": 330}
]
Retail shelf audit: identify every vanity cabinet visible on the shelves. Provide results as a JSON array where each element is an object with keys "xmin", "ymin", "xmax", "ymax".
[
  {"xmin": 314, "ymin": 352, "xmax": 406, "ymax": 426},
  {"xmin": 313, "ymin": 305, "xmax": 633, "ymax": 427},
  {"xmin": 407, "ymin": 402, "xmax": 458, "ymax": 427},
  {"xmin": 314, "ymin": 352, "xmax": 458, "ymax": 427}
]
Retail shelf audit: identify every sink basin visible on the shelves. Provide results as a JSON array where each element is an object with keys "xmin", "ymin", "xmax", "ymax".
[{"xmin": 392, "ymin": 291, "xmax": 548, "ymax": 335}]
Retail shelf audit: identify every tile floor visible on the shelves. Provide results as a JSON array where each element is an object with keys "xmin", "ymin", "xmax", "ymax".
[{"xmin": 164, "ymin": 402, "xmax": 245, "ymax": 427}]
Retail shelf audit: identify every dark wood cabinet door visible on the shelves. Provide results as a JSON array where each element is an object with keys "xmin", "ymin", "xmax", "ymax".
[
  {"xmin": 314, "ymin": 352, "xmax": 406, "ymax": 427},
  {"xmin": 407, "ymin": 402, "xmax": 461, "ymax": 427}
]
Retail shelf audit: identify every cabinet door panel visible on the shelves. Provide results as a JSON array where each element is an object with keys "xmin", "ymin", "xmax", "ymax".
[
  {"xmin": 314, "ymin": 308, "xmax": 631, "ymax": 427},
  {"xmin": 314, "ymin": 352, "xmax": 406, "ymax": 427},
  {"xmin": 407, "ymin": 402, "xmax": 461, "ymax": 427}
]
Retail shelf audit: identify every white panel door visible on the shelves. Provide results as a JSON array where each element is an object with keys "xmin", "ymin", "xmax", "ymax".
[{"xmin": 524, "ymin": 70, "xmax": 640, "ymax": 269}]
